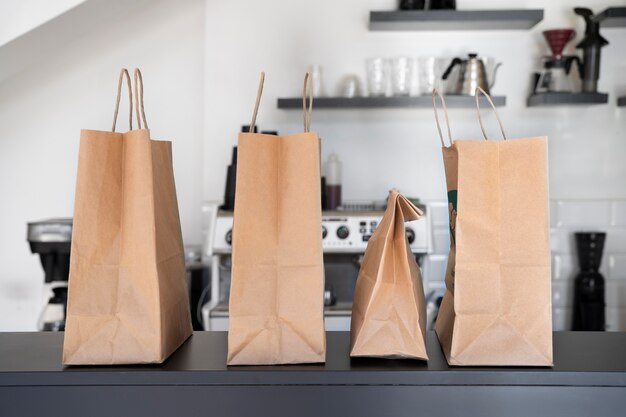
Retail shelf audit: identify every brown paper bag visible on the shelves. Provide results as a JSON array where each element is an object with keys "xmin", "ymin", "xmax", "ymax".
[
  {"xmin": 350, "ymin": 190, "xmax": 428, "ymax": 360},
  {"xmin": 432, "ymin": 89, "xmax": 552, "ymax": 366},
  {"xmin": 63, "ymin": 69, "xmax": 192, "ymax": 365},
  {"xmin": 227, "ymin": 73, "xmax": 326, "ymax": 365}
]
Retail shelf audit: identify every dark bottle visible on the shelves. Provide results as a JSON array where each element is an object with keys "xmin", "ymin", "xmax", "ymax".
[
  {"xmin": 221, "ymin": 146, "xmax": 238, "ymax": 211},
  {"xmin": 572, "ymin": 232, "xmax": 606, "ymax": 331}
]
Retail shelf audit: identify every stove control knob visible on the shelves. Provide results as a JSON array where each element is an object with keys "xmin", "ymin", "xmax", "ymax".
[
  {"xmin": 322, "ymin": 226, "xmax": 328, "ymax": 239},
  {"xmin": 337, "ymin": 225, "xmax": 350, "ymax": 240},
  {"xmin": 225, "ymin": 229, "xmax": 233, "ymax": 245},
  {"xmin": 405, "ymin": 227, "xmax": 415, "ymax": 245}
]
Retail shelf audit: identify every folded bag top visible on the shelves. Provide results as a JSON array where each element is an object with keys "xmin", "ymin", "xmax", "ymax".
[
  {"xmin": 63, "ymin": 68, "xmax": 192, "ymax": 365},
  {"xmin": 227, "ymin": 72, "xmax": 326, "ymax": 365},
  {"xmin": 432, "ymin": 88, "xmax": 553, "ymax": 366},
  {"xmin": 350, "ymin": 189, "xmax": 429, "ymax": 360}
]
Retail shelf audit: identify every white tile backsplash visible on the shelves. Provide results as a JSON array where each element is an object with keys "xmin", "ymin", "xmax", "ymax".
[
  {"xmin": 429, "ymin": 202, "xmax": 449, "ymax": 228},
  {"xmin": 612, "ymin": 201, "xmax": 626, "ymax": 227},
  {"xmin": 551, "ymin": 281, "xmax": 573, "ymax": 308},
  {"xmin": 605, "ymin": 229, "xmax": 626, "ymax": 253},
  {"xmin": 550, "ymin": 200, "xmax": 559, "ymax": 228},
  {"xmin": 609, "ymin": 255, "xmax": 626, "ymax": 280},
  {"xmin": 550, "ymin": 229, "xmax": 576, "ymax": 254},
  {"xmin": 551, "ymin": 254, "xmax": 577, "ymax": 280},
  {"xmin": 552, "ymin": 308, "xmax": 572, "ymax": 331},
  {"xmin": 556, "ymin": 200, "xmax": 612, "ymax": 228},
  {"xmin": 423, "ymin": 254, "xmax": 447, "ymax": 282},
  {"xmin": 606, "ymin": 280, "xmax": 626, "ymax": 308},
  {"xmin": 606, "ymin": 308, "xmax": 626, "ymax": 332},
  {"xmin": 432, "ymin": 229, "xmax": 451, "ymax": 255}
]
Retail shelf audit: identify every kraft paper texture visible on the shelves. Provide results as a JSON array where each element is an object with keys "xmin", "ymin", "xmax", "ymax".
[
  {"xmin": 435, "ymin": 136, "xmax": 553, "ymax": 366},
  {"xmin": 227, "ymin": 73, "xmax": 326, "ymax": 365},
  {"xmin": 350, "ymin": 190, "xmax": 428, "ymax": 360},
  {"xmin": 63, "ymin": 69, "xmax": 192, "ymax": 365}
]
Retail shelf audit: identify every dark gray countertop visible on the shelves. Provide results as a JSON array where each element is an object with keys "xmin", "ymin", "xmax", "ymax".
[{"xmin": 2, "ymin": 331, "xmax": 626, "ymax": 387}]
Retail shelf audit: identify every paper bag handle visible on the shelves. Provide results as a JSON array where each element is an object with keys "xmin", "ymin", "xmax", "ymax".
[
  {"xmin": 111, "ymin": 68, "xmax": 133, "ymax": 132},
  {"xmin": 133, "ymin": 68, "xmax": 149, "ymax": 130},
  {"xmin": 475, "ymin": 87, "xmax": 506, "ymax": 140},
  {"xmin": 432, "ymin": 89, "xmax": 452, "ymax": 147},
  {"xmin": 248, "ymin": 72, "xmax": 265, "ymax": 133},
  {"xmin": 302, "ymin": 72, "xmax": 313, "ymax": 132}
]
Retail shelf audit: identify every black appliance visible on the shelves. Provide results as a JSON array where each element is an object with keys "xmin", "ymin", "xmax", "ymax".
[
  {"xmin": 27, "ymin": 219, "xmax": 72, "ymax": 331},
  {"xmin": 574, "ymin": 8, "xmax": 609, "ymax": 93},
  {"xmin": 399, "ymin": 0, "xmax": 455, "ymax": 10},
  {"xmin": 572, "ymin": 232, "xmax": 606, "ymax": 331},
  {"xmin": 221, "ymin": 146, "xmax": 238, "ymax": 211}
]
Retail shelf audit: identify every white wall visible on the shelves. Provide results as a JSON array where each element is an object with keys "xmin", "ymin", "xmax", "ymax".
[
  {"xmin": 0, "ymin": 0, "xmax": 86, "ymax": 46},
  {"xmin": 205, "ymin": 0, "xmax": 626, "ymax": 206},
  {"xmin": 0, "ymin": 0, "xmax": 205, "ymax": 330},
  {"xmin": 1, "ymin": 0, "xmax": 625, "ymax": 330}
]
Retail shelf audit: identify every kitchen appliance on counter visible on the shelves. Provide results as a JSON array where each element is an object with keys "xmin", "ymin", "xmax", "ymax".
[
  {"xmin": 202, "ymin": 205, "xmax": 432, "ymax": 331},
  {"xmin": 573, "ymin": 232, "xmax": 606, "ymax": 331},
  {"xmin": 441, "ymin": 53, "xmax": 501, "ymax": 95},
  {"xmin": 28, "ymin": 218, "xmax": 207, "ymax": 331},
  {"xmin": 535, "ymin": 29, "xmax": 579, "ymax": 93},
  {"xmin": 27, "ymin": 218, "xmax": 72, "ymax": 331}
]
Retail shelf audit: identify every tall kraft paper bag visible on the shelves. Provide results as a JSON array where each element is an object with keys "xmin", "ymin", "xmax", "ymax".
[
  {"xmin": 433, "ymin": 88, "xmax": 553, "ymax": 366},
  {"xmin": 350, "ymin": 190, "xmax": 428, "ymax": 360},
  {"xmin": 227, "ymin": 73, "xmax": 326, "ymax": 365},
  {"xmin": 63, "ymin": 69, "xmax": 192, "ymax": 365}
]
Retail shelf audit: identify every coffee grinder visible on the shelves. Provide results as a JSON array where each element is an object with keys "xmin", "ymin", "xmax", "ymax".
[
  {"xmin": 536, "ymin": 29, "xmax": 579, "ymax": 93},
  {"xmin": 572, "ymin": 232, "xmax": 606, "ymax": 331},
  {"xmin": 574, "ymin": 8, "xmax": 609, "ymax": 93},
  {"xmin": 27, "ymin": 219, "xmax": 72, "ymax": 331}
]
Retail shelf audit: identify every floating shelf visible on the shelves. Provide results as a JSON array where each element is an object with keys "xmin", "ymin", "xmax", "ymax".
[
  {"xmin": 369, "ymin": 9, "xmax": 543, "ymax": 31},
  {"xmin": 618, "ymin": 96, "xmax": 626, "ymax": 107},
  {"xmin": 277, "ymin": 95, "xmax": 506, "ymax": 109},
  {"xmin": 596, "ymin": 7, "xmax": 626, "ymax": 28},
  {"xmin": 527, "ymin": 92, "xmax": 609, "ymax": 107}
]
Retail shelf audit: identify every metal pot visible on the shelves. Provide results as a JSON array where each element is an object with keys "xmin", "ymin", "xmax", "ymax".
[{"xmin": 442, "ymin": 53, "xmax": 501, "ymax": 95}]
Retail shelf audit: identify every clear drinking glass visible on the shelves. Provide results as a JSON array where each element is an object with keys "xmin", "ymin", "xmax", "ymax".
[
  {"xmin": 417, "ymin": 56, "xmax": 447, "ymax": 95},
  {"xmin": 391, "ymin": 56, "xmax": 412, "ymax": 96},
  {"xmin": 309, "ymin": 64, "xmax": 324, "ymax": 97},
  {"xmin": 366, "ymin": 58, "xmax": 390, "ymax": 97}
]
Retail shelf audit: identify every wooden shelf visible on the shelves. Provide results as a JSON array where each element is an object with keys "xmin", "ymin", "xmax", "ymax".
[
  {"xmin": 618, "ymin": 96, "xmax": 626, "ymax": 107},
  {"xmin": 527, "ymin": 92, "xmax": 609, "ymax": 107},
  {"xmin": 596, "ymin": 7, "xmax": 626, "ymax": 28},
  {"xmin": 277, "ymin": 95, "xmax": 506, "ymax": 109},
  {"xmin": 368, "ymin": 9, "xmax": 543, "ymax": 31}
]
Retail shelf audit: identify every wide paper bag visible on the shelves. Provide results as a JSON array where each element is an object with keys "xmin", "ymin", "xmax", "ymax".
[
  {"xmin": 433, "ymin": 89, "xmax": 553, "ymax": 366},
  {"xmin": 227, "ymin": 73, "xmax": 326, "ymax": 365},
  {"xmin": 350, "ymin": 190, "xmax": 428, "ymax": 360},
  {"xmin": 63, "ymin": 69, "xmax": 192, "ymax": 365}
]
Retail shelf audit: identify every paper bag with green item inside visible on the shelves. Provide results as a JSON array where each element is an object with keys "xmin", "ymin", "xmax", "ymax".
[
  {"xmin": 350, "ymin": 190, "xmax": 428, "ymax": 360},
  {"xmin": 432, "ymin": 88, "xmax": 553, "ymax": 366}
]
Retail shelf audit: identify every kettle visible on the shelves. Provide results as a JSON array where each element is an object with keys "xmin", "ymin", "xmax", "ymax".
[{"xmin": 442, "ymin": 53, "xmax": 501, "ymax": 95}]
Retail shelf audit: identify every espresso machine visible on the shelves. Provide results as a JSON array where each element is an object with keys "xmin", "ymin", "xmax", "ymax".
[
  {"xmin": 27, "ymin": 218, "xmax": 73, "ymax": 331},
  {"xmin": 201, "ymin": 202, "xmax": 432, "ymax": 331}
]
